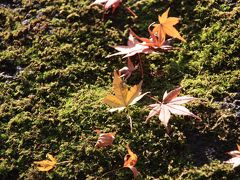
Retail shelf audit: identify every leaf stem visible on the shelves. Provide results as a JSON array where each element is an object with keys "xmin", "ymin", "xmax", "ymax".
[
  {"xmin": 123, "ymin": 6, "xmax": 137, "ymax": 18},
  {"xmin": 126, "ymin": 108, "xmax": 133, "ymax": 132},
  {"xmin": 146, "ymin": 94, "xmax": 161, "ymax": 103},
  {"xmin": 138, "ymin": 54, "xmax": 144, "ymax": 79}
]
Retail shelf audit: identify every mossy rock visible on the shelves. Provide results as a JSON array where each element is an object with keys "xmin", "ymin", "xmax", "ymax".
[{"xmin": 0, "ymin": 0, "xmax": 239, "ymax": 179}]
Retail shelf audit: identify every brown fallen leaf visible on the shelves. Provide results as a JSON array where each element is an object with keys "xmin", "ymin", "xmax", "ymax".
[
  {"xmin": 34, "ymin": 153, "xmax": 57, "ymax": 172},
  {"xmin": 95, "ymin": 130, "xmax": 116, "ymax": 148}
]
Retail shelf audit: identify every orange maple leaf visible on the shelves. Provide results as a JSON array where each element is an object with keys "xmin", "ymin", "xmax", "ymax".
[
  {"xmin": 124, "ymin": 145, "xmax": 139, "ymax": 179},
  {"xmin": 153, "ymin": 8, "xmax": 186, "ymax": 42},
  {"xmin": 130, "ymin": 26, "xmax": 165, "ymax": 48},
  {"xmin": 129, "ymin": 25, "xmax": 173, "ymax": 51},
  {"xmin": 106, "ymin": 31, "xmax": 156, "ymax": 58}
]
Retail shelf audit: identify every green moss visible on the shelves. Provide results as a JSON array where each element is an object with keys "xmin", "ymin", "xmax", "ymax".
[
  {"xmin": 0, "ymin": 0, "xmax": 239, "ymax": 179},
  {"xmin": 181, "ymin": 70, "xmax": 240, "ymax": 100}
]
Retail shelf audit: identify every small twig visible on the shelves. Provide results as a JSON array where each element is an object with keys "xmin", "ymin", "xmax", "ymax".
[
  {"xmin": 146, "ymin": 94, "xmax": 161, "ymax": 103},
  {"xmin": 124, "ymin": 6, "xmax": 138, "ymax": 18},
  {"xmin": 0, "ymin": 72, "xmax": 16, "ymax": 80},
  {"xmin": 138, "ymin": 54, "xmax": 144, "ymax": 79},
  {"xmin": 211, "ymin": 114, "xmax": 233, "ymax": 130}
]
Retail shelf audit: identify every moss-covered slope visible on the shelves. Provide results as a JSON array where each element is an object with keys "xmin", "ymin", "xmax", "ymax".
[{"xmin": 0, "ymin": 0, "xmax": 239, "ymax": 179}]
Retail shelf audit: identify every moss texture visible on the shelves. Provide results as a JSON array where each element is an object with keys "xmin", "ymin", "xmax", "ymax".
[{"xmin": 0, "ymin": 0, "xmax": 239, "ymax": 179}]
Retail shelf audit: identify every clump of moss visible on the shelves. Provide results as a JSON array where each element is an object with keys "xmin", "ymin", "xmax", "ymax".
[{"xmin": 0, "ymin": 0, "xmax": 239, "ymax": 179}]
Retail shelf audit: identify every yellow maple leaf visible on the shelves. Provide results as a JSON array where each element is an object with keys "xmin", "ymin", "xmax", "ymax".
[
  {"xmin": 34, "ymin": 153, "xmax": 57, "ymax": 172},
  {"xmin": 153, "ymin": 8, "xmax": 186, "ymax": 42},
  {"xmin": 103, "ymin": 71, "xmax": 148, "ymax": 112}
]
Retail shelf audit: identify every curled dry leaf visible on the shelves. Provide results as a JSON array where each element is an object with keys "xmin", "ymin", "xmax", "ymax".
[
  {"xmin": 95, "ymin": 130, "xmax": 116, "ymax": 148},
  {"xmin": 33, "ymin": 153, "xmax": 57, "ymax": 171},
  {"xmin": 224, "ymin": 144, "xmax": 240, "ymax": 168},
  {"xmin": 124, "ymin": 145, "xmax": 139, "ymax": 179},
  {"xmin": 119, "ymin": 58, "xmax": 138, "ymax": 80},
  {"xmin": 146, "ymin": 87, "xmax": 201, "ymax": 131},
  {"xmin": 106, "ymin": 31, "xmax": 155, "ymax": 58},
  {"xmin": 153, "ymin": 8, "xmax": 186, "ymax": 42},
  {"xmin": 90, "ymin": 0, "xmax": 122, "ymax": 13},
  {"xmin": 103, "ymin": 70, "xmax": 148, "ymax": 112}
]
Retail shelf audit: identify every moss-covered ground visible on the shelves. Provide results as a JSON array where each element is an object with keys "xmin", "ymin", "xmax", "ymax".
[{"xmin": 0, "ymin": 0, "xmax": 239, "ymax": 179}]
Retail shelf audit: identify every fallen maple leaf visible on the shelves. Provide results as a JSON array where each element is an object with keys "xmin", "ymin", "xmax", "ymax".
[
  {"xmin": 90, "ymin": 0, "xmax": 122, "ymax": 13},
  {"xmin": 130, "ymin": 25, "xmax": 173, "ymax": 50},
  {"xmin": 146, "ymin": 87, "xmax": 201, "ymax": 130},
  {"xmin": 106, "ymin": 31, "xmax": 155, "ymax": 58},
  {"xmin": 129, "ymin": 26, "xmax": 163, "ymax": 49},
  {"xmin": 103, "ymin": 70, "xmax": 148, "ymax": 112},
  {"xmin": 224, "ymin": 144, "xmax": 240, "ymax": 168},
  {"xmin": 124, "ymin": 145, "xmax": 139, "ymax": 179},
  {"xmin": 152, "ymin": 8, "xmax": 186, "ymax": 42},
  {"xmin": 119, "ymin": 58, "xmax": 138, "ymax": 80},
  {"xmin": 95, "ymin": 130, "xmax": 116, "ymax": 148},
  {"xmin": 34, "ymin": 153, "xmax": 57, "ymax": 171}
]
